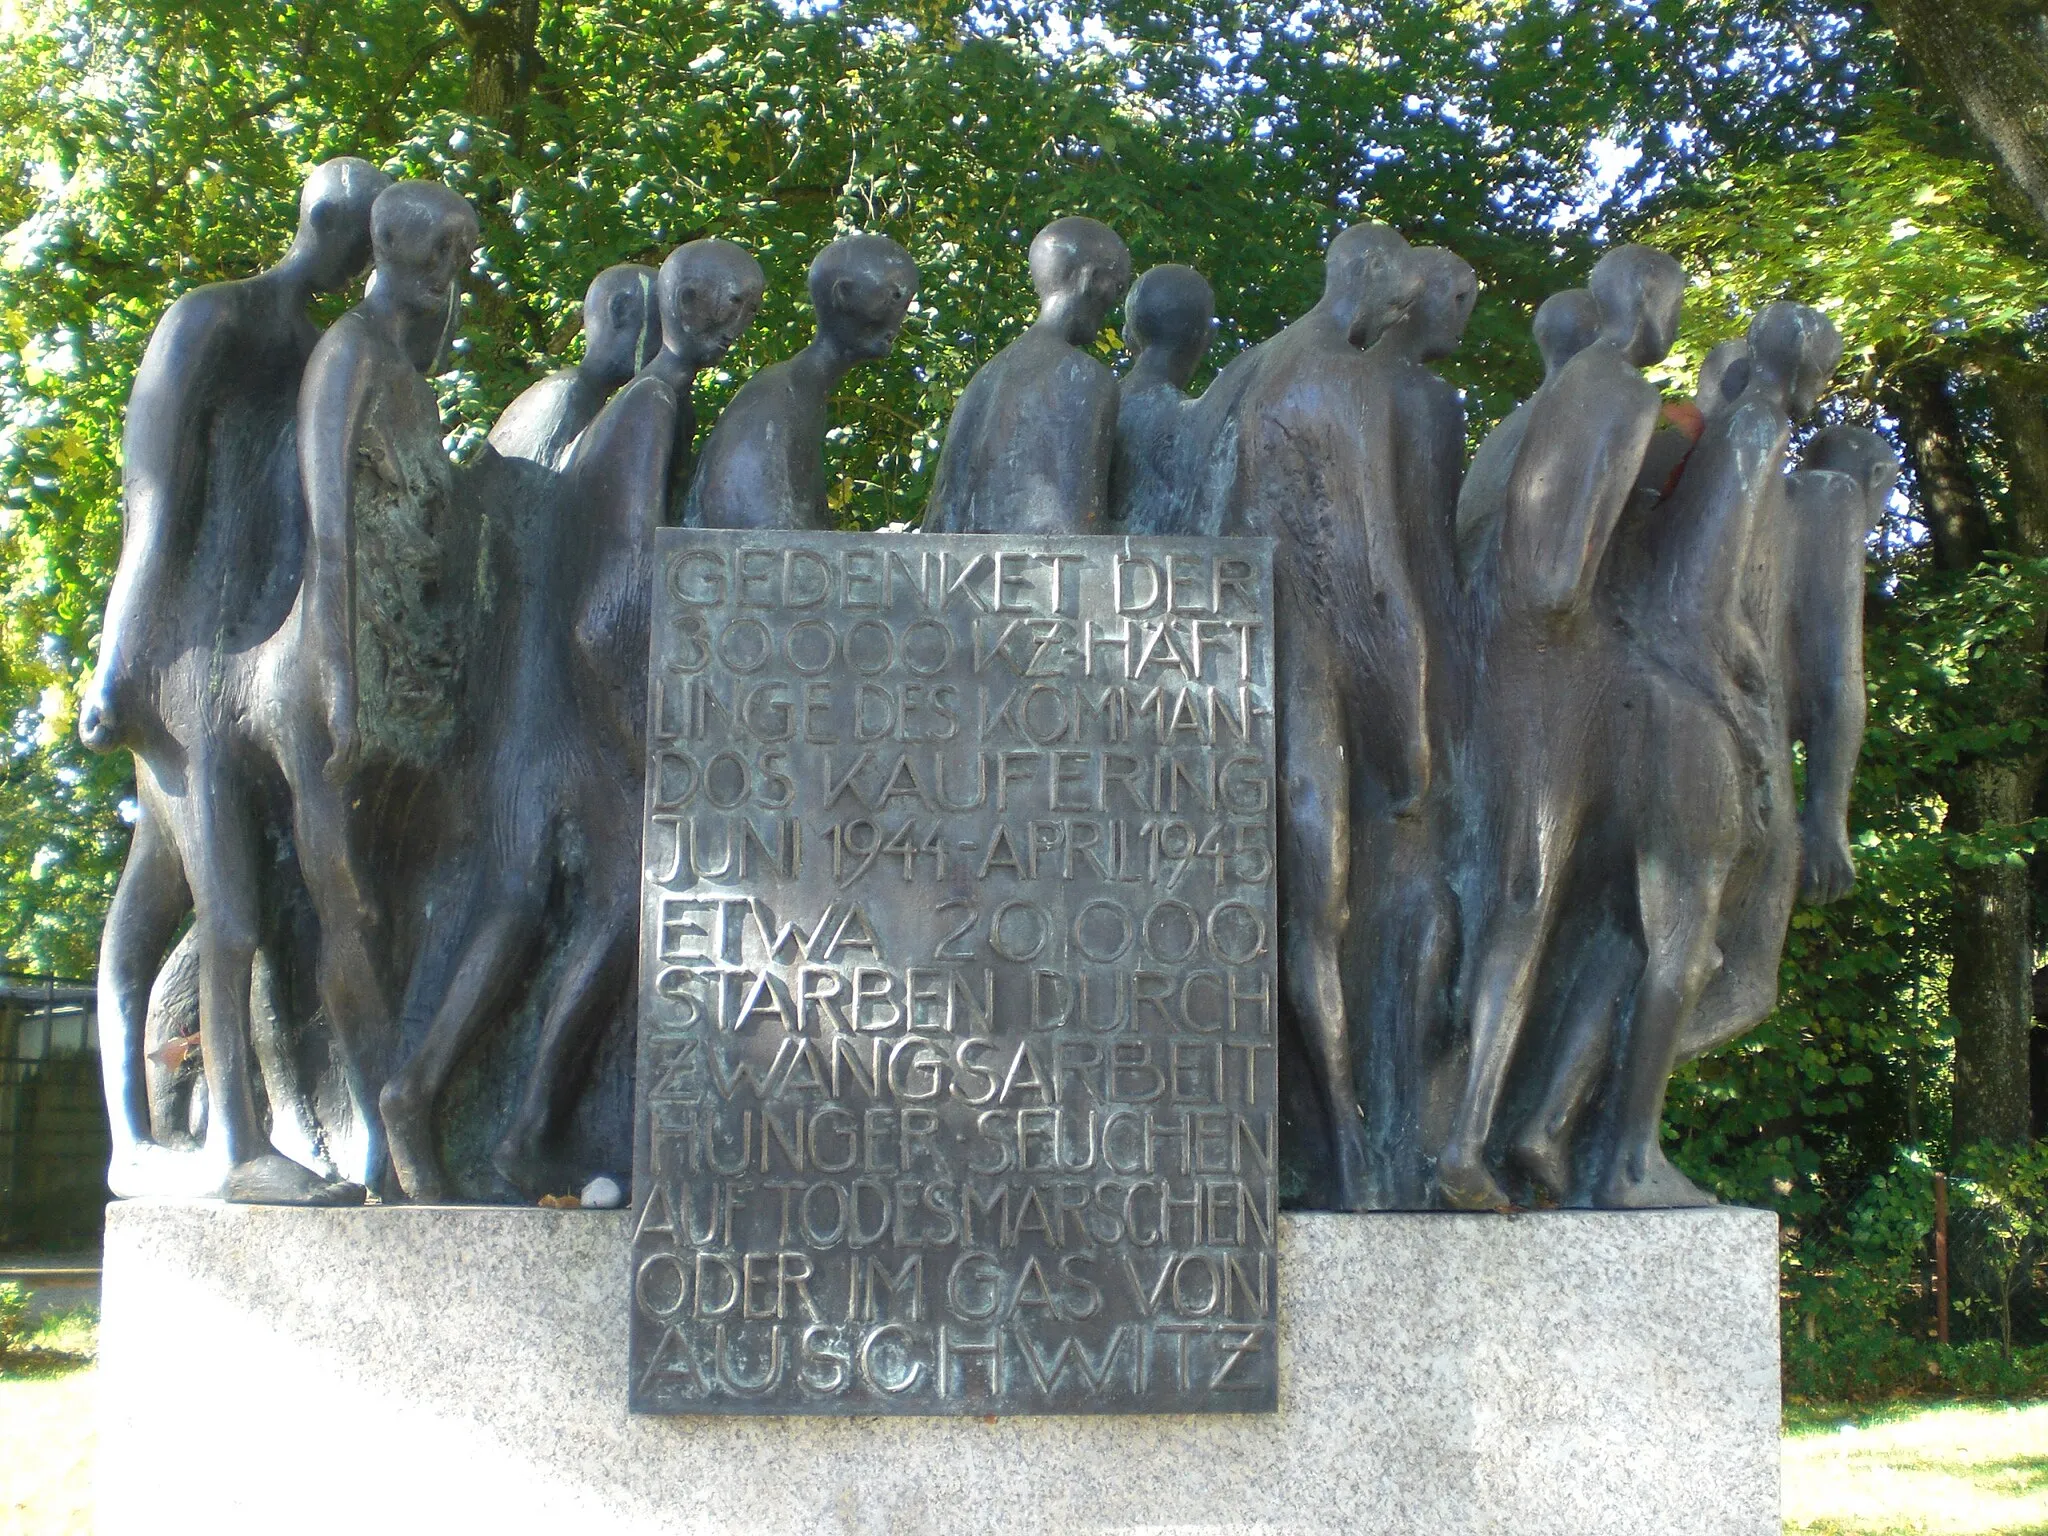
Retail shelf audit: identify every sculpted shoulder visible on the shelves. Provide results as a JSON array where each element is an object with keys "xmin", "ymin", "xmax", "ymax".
[
  {"xmin": 305, "ymin": 307, "xmax": 387, "ymax": 375},
  {"xmin": 133, "ymin": 280, "xmax": 267, "ymax": 387},
  {"xmin": 1786, "ymin": 465, "xmax": 1865, "ymax": 528}
]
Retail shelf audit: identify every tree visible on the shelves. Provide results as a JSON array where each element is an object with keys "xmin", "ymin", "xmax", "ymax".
[
  {"xmin": 1862, "ymin": 0, "xmax": 2048, "ymax": 1151},
  {"xmin": 1, "ymin": 3, "xmax": 2043, "ymax": 1327},
  {"xmin": 1872, "ymin": 0, "xmax": 2048, "ymax": 240}
]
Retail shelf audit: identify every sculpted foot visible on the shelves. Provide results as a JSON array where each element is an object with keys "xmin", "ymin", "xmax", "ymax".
[
  {"xmin": 491, "ymin": 1128, "xmax": 572, "ymax": 1202},
  {"xmin": 1436, "ymin": 1141, "xmax": 1511, "ymax": 1211},
  {"xmin": 107, "ymin": 1142, "xmax": 218, "ymax": 1200},
  {"xmin": 379, "ymin": 1078, "xmax": 447, "ymax": 1203},
  {"xmin": 1508, "ymin": 1125, "xmax": 1573, "ymax": 1203},
  {"xmin": 1593, "ymin": 1147, "xmax": 1716, "ymax": 1210},
  {"xmin": 1328, "ymin": 1116, "xmax": 1374, "ymax": 1212},
  {"xmin": 221, "ymin": 1153, "xmax": 364, "ymax": 1206}
]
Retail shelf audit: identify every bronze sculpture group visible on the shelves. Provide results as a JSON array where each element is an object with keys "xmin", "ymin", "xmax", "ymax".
[{"xmin": 83, "ymin": 162, "xmax": 1895, "ymax": 1213}]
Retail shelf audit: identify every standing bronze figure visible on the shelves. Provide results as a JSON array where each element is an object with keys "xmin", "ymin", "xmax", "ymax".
[
  {"xmin": 923, "ymin": 216, "xmax": 1131, "ymax": 535},
  {"xmin": 82, "ymin": 159, "xmax": 392, "ymax": 1204},
  {"xmin": 686, "ymin": 233, "xmax": 915, "ymax": 531}
]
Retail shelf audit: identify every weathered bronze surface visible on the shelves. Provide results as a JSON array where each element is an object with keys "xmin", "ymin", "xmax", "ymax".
[
  {"xmin": 629, "ymin": 529, "xmax": 1279, "ymax": 1414},
  {"xmin": 86, "ymin": 184, "xmax": 1890, "ymax": 1249}
]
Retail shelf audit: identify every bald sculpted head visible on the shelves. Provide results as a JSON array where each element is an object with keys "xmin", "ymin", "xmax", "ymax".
[
  {"xmin": 365, "ymin": 181, "xmax": 480, "ymax": 371},
  {"xmin": 1124, "ymin": 263, "xmax": 1215, "ymax": 389},
  {"xmin": 285, "ymin": 157, "xmax": 393, "ymax": 294},
  {"xmin": 580, "ymin": 263, "xmax": 660, "ymax": 394},
  {"xmin": 1030, "ymin": 217, "xmax": 1132, "ymax": 346},
  {"xmin": 1532, "ymin": 289, "xmax": 1601, "ymax": 382},
  {"xmin": 1322, "ymin": 222, "xmax": 1423, "ymax": 349},
  {"xmin": 1383, "ymin": 246, "xmax": 1476, "ymax": 364},
  {"xmin": 657, "ymin": 239, "xmax": 765, "ymax": 371},
  {"xmin": 1587, "ymin": 245, "xmax": 1685, "ymax": 368},
  {"xmin": 1744, "ymin": 301, "xmax": 1843, "ymax": 420},
  {"xmin": 809, "ymin": 233, "xmax": 918, "ymax": 363}
]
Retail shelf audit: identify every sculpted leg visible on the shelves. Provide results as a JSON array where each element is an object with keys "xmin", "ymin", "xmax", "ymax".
[
  {"xmin": 178, "ymin": 756, "xmax": 359, "ymax": 1205},
  {"xmin": 493, "ymin": 894, "xmax": 635, "ymax": 1198},
  {"xmin": 1596, "ymin": 726, "xmax": 1737, "ymax": 1210},
  {"xmin": 1278, "ymin": 654, "xmax": 1368, "ymax": 1209},
  {"xmin": 1440, "ymin": 800, "xmax": 1577, "ymax": 1210},
  {"xmin": 248, "ymin": 945, "xmax": 341, "ymax": 1181},
  {"xmin": 97, "ymin": 801, "xmax": 211, "ymax": 1197},
  {"xmin": 1679, "ymin": 802, "xmax": 1799, "ymax": 1064},
  {"xmin": 1510, "ymin": 919, "xmax": 1638, "ymax": 1202},
  {"xmin": 276, "ymin": 731, "xmax": 393, "ymax": 1180},
  {"xmin": 1594, "ymin": 860, "xmax": 1723, "ymax": 1209},
  {"xmin": 380, "ymin": 879, "xmax": 547, "ymax": 1202}
]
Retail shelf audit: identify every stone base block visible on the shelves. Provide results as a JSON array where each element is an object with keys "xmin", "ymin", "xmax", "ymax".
[{"xmin": 98, "ymin": 1202, "xmax": 1778, "ymax": 1534}]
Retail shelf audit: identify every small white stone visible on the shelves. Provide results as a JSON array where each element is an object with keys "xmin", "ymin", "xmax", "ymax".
[{"xmin": 579, "ymin": 1175, "xmax": 624, "ymax": 1210}]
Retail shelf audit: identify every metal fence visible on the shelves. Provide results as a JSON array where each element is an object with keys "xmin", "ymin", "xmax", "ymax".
[
  {"xmin": 1782, "ymin": 1161, "xmax": 2048, "ymax": 1356},
  {"xmin": 0, "ymin": 974, "xmax": 107, "ymax": 1250}
]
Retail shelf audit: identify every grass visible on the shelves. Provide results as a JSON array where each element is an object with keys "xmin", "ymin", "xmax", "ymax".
[
  {"xmin": 0, "ymin": 1306, "xmax": 2039, "ymax": 1536},
  {"xmin": 1784, "ymin": 1399, "xmax": 2048, "ymax": 1535},
  {"xmin": 1, "ymin": 1304, "xmax": 98, "ymax": 1536}
]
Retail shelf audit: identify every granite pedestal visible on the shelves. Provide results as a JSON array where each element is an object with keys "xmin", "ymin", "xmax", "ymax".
[{"xmin": 98, "ymin": 1202, "xmax": 1779, "ymax": 1534}]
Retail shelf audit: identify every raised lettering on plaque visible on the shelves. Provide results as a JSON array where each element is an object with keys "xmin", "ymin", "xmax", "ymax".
[{"xmin": 628, "ymin": 531, "xmax": 1278, "ymax": 1415}]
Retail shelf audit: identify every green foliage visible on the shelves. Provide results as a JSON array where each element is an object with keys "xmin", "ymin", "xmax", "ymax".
[
  {"xmin": 0, "ymin": 0, "xmax": 1677, "ymax": 967},
  {"xmin": 1648, "ymin": 109, "xmax": 2048, "ymax": 383},
  {"xmin": 3, "ymin": 0, "xmax": 2047, "ymax": 1391},
  {"xmin": 1776, "ymin": 1144, "xmax": 2048, "ymax": 1400},
  {"xmin": 0, "ymin": 1283, "xmax": 26, "ymax": 1357}
]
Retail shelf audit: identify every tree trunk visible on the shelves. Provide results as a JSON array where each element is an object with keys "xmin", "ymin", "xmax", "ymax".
[
  {"xmin": 1894, "ymin": 363, "xmax": 2045, "ymax": 1148},
  {"xmin": 1889, "ymin": 361, "xmax": 1994, "ymax": 570},
  {"xmin": 1947, "ymin": 759, "xmax": 2038, "ymax": 1148},
  {"xmin": 1991, "ymin": 367, "xmax": 2048, "ymax": 1148},
  {"xmin": 1873, "ymin": 0, "xmax": 2048, "ymax": 241},
  {"xmin": 448, "ymin": 0, "xmax": 542, "ymax": 120}
]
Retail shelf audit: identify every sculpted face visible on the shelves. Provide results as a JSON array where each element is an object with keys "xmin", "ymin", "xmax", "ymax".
[
  {"xmin": 1588, "ymin": 245, "xmax": 1685, "ymax": 368},
  {"xmin": 1323, "ymin": 223, "xmax": 1421, "ymax": 349},
  {"xmin": 294, "ymin": 157, "xmax": 392, "ymax": 294},
  {"xmin": 1531, "ymin": 289, "xmax": 1600, "ymax": 381},
  {"xmin": 659, "ymin": 239, "xmax": 766, "ymax": 368},
  {"xmin": 811, "ymin": 234, "xmax": 918, "ymax": 362},
  {"xmin": 580, "ymin": 264, "xmax": 660, "ymax": 392},
  {"xmin": 1790, "ymin": 313, "xmax": 1843, "ymax": 419},
  {"xmin": 1404, "ymin": 248, "xmax": 1477, "ymax": 363},
  {"xmin": 1744, "ymin": 301, "xmax": 1843, "ymax": 420},
  {"xmin": 1029, "ymin": 217, "xmax": 1132, "ymax": 346},
  {"xmin": 366, "ymin": 182, "xmax": 481, "ymax": 372},
  {"xmin": 1805, "ymin": 425, "xmax": 1901, "ymax": 506}
]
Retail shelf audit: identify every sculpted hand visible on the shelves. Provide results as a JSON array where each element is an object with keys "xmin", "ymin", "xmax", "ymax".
[
  {"xmin": 311, "ymin": 618, "xmax": 359, "ymax": 782},
  {"xmin": 77, "ymin": 660, "xmax": 127, "ymax": 754},
  {"xmin": 1798, "ymin": 818, "xmax": 1857, "ymax": 906}
]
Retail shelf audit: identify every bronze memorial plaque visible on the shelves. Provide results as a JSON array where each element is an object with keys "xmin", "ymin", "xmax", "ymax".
[{"xmin": 628, "ymin": 530, "xmax": 1278, "ymax": 1415}]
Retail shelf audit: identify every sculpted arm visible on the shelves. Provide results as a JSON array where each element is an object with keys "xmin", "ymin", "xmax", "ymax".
[
  {"xmin": 1417, "ymin": 377, "xmax": 1467, "ymax": 547},
  {"xmin": 567, "ymin": 374, "xmax": 676, "ymax": 749},
  {"xmin": 295, "ymin": 324, "xmax": 377, "ymax": 772},
  {"xmin": 1453, "ymin": 406, "xmax": 1526, "ymax": 576},
  {"xmin": 1330, "ymin": 401, "xmax": 1432, "ymax": 813},
  {"xmin": 1656, "ymin": 401, "xmax": 1785, "ymax": 692},
  {"xmin": 922, "ymin": 372, "xmax": 989, "ymax": 534},
  {"xmin": 86, "ymin": 299, "xmax": 231, "ymax": 739},
  {"xmin": 1788, "ymin": 473, "xmax": 1873, "ymax": 902},
  {"xmin": 1070, "ymin": 363, "xmax": 1120, "ymax": 530},
  {"xmin": 1370, "ymin": 461, "xmax": 1433, "ymax": 813},
  {"xmin": 1499, "ymin": 367, "xmax": 1659, "ymax": 617}
]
